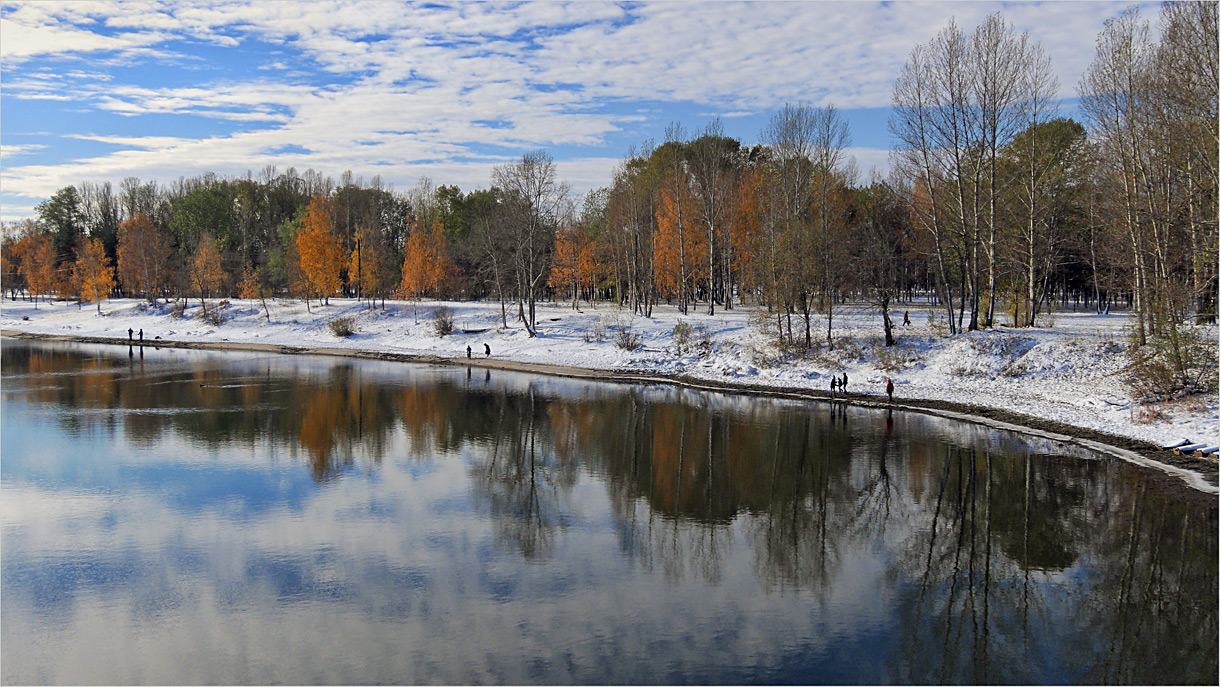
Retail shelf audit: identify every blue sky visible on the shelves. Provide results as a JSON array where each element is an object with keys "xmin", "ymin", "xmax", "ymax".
[{"xmin": 1, "ymin": 1, "xmax": 1151, "ymax": 222}]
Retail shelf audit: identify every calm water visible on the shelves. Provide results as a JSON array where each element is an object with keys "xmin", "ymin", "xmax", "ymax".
[{"xmin": 1, "ymin": 339, "xmax": 1216, "ymax": 685}]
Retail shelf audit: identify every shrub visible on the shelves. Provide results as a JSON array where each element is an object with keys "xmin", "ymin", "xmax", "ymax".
[
  {"xmin": 583, "ymin": 317, "xmax": 607, "ymax": 343},
  {"xmin": 432, "ymin": 306, "xmax": 455, "ymax": 336},
  {"xmin": 202, "ymin": 307, "xmax": 225, "ymax": 326},
  {"xmin": 672, "ymin": 320, "xmax": 693, "ymax": 353},
  {"xmin": 330, "ymin": 315, "xmax": 357, "ymax": 337},
  {"xmin": 694, "ymin": 323, "xmax": 712, "ymax": 354},
  {"xmin": 750, "ymin": 309, "xmax": 782, "ymax": 347},
  {"xmin": 607, "ymin": 316, "xmax": 641, "ymax": 351},
  {"xmin": 874, "ymin": 343, "xmax": 905, "ymax": 372},
  {"xmin": 927, "ymin": 310, "xmax": 950, "ymax": 337},
  {"xmin": 1125, "ymin": 324, "xmax": 1217, "ymax": 401},
  {"xmin": 170, "ymin": 301, "xmax": 185, "ymax": 319}
]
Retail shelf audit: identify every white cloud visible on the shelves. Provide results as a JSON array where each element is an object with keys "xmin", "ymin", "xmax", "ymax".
[{"xmin": 0, "ymin": 1, "xmax": 1151, "ymax": 209}]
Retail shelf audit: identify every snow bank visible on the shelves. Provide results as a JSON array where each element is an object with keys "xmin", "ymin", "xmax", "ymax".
[{"xmin": 2, "ymin": 296, "xmax": 1216, "ymax": 450}]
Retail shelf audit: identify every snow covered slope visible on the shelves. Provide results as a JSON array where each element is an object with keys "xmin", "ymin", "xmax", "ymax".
[{"xmin": 3, "ymin": 296, "xmax": 1216, "ymax": 451}]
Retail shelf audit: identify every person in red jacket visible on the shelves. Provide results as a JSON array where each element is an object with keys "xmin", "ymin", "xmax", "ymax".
[{"xmin": 886, "ymin": 378, "xmax": 894, "ymax": 403}]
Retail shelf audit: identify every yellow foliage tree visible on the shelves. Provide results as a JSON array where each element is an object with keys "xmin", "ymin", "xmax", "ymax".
[
  {"xmin": 549, "ymin": 226, "xmax": 580, "ymax": 306},
  {"xmin": 348, "ymin": 227, "xmax": 381, "ymax": 307},
  {"xmin": 117, "ymin": 213, "xmax": 172, "ymax": 302},
  {"xmin": 74, "ymin": 237, "xmax": 116, "ymax": 313},
  {"xmin": 18, "ymin": 233, "xmax": 57, "ymax": 308},
  {"xmin": 549, "ymin": 225, "xmax": 599, "ymax": 308},
  {"xmin": 296, "ymin": 196, "xmax": 342, "ymax": 306},
  {"xmin": 654, "ymin": 183, "xmax": 706, "ymax": 305},
  {"xmin": 239, "ymin": 262, "xmax": 271, "ymax": 322},
  {"xmin": 239, "ymin": 262, "xmax": 260, "ymax": 299},
  {"xmin": 190, "ymin": 235, "xmax": 226, "ymax": 316},
  {"xmin": 399, "ymin": 217, "xmax": 449, "ymax": 321}
]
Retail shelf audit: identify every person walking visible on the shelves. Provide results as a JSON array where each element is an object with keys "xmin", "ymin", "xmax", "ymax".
[
  {"xmin": 466, "ymin": 345, "xmax": 472, "ymax": 359},
  {"xmin": 484, "ymin": 343, "xmax": 491, "ymax": 357},
  {"xmin": 886, "ymin": 378, "xmax": 894, "ymax": 403},
  {"xmin": 903, "ymin": 311, "xmax": 910, "ymax": 326},
  {"xmin": 830, "ymin": 376, "xmax": 838, "ymax": 397},
  {"xmin": 841, "ymin": 372, "xmax": 848, "ymax": 391}
]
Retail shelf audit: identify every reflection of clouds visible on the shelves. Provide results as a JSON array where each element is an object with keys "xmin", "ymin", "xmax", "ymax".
[
  {"xmin": 4, "ymin": 461, "xmax": 912, "ymax": 684},
  {"xmin": 4, "ymin": 342, "xmax": 1215, "ymax": 683}
]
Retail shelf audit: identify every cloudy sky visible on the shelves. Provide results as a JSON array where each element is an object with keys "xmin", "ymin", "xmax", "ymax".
[{"xmin": 1, "ymin": 1, "xmax": 1151, "ymax": 222}]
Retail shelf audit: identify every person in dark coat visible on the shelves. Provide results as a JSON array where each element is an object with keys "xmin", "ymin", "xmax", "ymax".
[
  {"xmin": 830, "ymin": 376, "xmax": 838, "ymax": 396},
  {"xmin": 128, "ymin": 328, "xmax": 134, "ymax": 342},
  {"xmin": 886, "ymin": 378, "xmax": 894, "ymax": 403},
  {"xmin": 841, "ymin": 372, "xmax": 848, "ymax": 391},
  {"xmin": 903, "ymin": 311, "xmax": 910, "ymax": 326},
  {"xmin": 466, "ymin": 345, "xmax": 472, "ymax": 358},
  {"xmin": 484, "ymin": 343, "xmax": 491, "ymax": 357},
  {"xmin": 139, "ymin": 329, "xmax": 144, "ymax": 342}
]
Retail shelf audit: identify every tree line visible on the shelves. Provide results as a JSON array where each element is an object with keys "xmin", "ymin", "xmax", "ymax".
[{"xmin": 2, "ymin": 4, "xmax": 1215, "ymax": 352}]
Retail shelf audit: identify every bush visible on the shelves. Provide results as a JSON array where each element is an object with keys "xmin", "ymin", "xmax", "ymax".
[
  {"xmin": 694, "ymin": 323, "xmax": 712, "ymax": 354},
  {"xmin": 750, "ymin": 309, "xmax": 783, "ymax": 347},
  {"xmin": 874, "ymin": 342, "xmax": 905, "ymax": 372},
  {"xmin": 927, "ymin": 310, "xmax": 950, "ymax": 337},
  {"xmin": 330, "ymin": 316, "xmax": 357, "ymax": 337},
  {"xmin": 170, "ymin": 301, "xmax": 185, "ymax": 319},
  {"xmin": 672, "ymin": 320, "xmax": 693, "ymax": 353},
  {"xmin": 202, "ymin": 307, "xmax": 225, "ymax": 326},
  {"xmin": 432, "ymin": 306, "xmax": 454, "ymax": 336},
  {"xmin": 583, "ymin": 317, "xmax": 607, "ymax": 343},
  {"xmin": 1125, "ymin": 325, "xmax": 1217, "ymax": 401},
  {"xmin": 614, "ymin": 327, "xmax": 642, "ymax": 351},
  {"xmin": 673, "ymin": 320, "xmax": 712, "ymax": 355},
  {"xmin": 607, "ymin": 316, "xmax": 641, "ymax": 351}
]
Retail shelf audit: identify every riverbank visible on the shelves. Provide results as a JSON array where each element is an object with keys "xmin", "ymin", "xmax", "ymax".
[{"xmin": 3, "ymin": 295, "xmax": 1216, "ymax": 493}]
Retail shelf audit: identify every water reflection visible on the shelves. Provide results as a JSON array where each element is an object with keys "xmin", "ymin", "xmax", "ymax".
[{"xmin": 2, "ymin": 340, "xmax": 1216, "ymax": 684}]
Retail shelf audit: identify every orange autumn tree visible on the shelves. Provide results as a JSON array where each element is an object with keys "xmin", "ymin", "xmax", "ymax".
[
  {"xmin": 348, "ymin": 226, "xmax": 384, "ymax": 308},
  {"xmin": 18, "ymin": 233, "xmax": 57, "ymax": 308},
  {"xmin": 654, "ymin": 181, "xmax": 705, "ymax": 308},
  {"xmin": 190, "ymin": 234, "xmax": 226, "ymax": 317},
  {"xmin": 550, "ymin": 225, "xmax": 600, "ymax": 309},
  {"xmin": 549, "ymin": 225, "xmax": 580, "ymax": 308},
  {"xmin": 74, "ymin": 237, "xmax": 116, "ymax": 313},
  {"xmin": 296, "ymin": 196, "xmax": 342, "ymax": 307},
  {"xmin": 399, "ymin": 217, "xmax": 449, "ymax": 322},
  {"xmin": 238, "ymin": 262, "xmax": 260, "ymax": 299},
  {"xmin": 117, "ymin": 212, "xmax": 172, "ymax": 303},
  {"xmin": 239, "ymin": 262, "xmax": 272, "ymax": 322},
  {"xmin": 730, "ymin": 166, "xmax": 765, "ymax": 301}
]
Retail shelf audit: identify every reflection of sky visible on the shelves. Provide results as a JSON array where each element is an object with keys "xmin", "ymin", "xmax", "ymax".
[{"xmin": 1, "ymin": 341, "xmax": 1214, "ymax": 684}]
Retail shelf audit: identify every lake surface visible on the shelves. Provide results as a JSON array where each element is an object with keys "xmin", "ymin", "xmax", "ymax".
[{"xmin": 1, "ymin": 338, "xmax": 1216, "ymax": 685}]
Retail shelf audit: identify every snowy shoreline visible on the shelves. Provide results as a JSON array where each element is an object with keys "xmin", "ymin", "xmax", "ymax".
[{"xmin": 3, "ymin": 296, "xmax": 1217, "ymax": 487}]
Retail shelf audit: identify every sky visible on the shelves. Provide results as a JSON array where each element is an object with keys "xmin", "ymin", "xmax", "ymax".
[{"xmin": 0, "ymin": 1, "xmax": 1154, "ymax": 222}]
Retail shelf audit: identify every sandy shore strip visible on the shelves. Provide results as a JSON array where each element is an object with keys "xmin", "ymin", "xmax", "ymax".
[{"xmin": 6, "ymin": 327, "xmax": 1215, "ymax": 497}]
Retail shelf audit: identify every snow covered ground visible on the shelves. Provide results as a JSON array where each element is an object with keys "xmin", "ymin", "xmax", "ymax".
[{"xmin": 2, "ymin": 295, "xmax": 1216, "ymax": 451}]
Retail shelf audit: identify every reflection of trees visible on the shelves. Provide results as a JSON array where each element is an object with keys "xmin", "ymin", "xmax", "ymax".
[
  {"xmin": 750, "ymin": 405, "xmax": 853, "ymax": 594},
  {"xmin": 887, "ymin": 447, "xmax": 1218, "ymax": 684},
  {"xmin": 6, "ymin": 342, "xmax": 1216, "ymax": 682},
  {"xmin": 468, "ymin": 385, "xmax": 577, "ymax": 560}
]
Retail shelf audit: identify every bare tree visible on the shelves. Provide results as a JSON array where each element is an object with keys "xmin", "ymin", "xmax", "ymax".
[
  {"xmin": 892, "ymin": 43, "xmax": 959, "ymax": 334},
  {"xmin": 893, "ymin": 14, "xmax": 1056, "ymax": 332},
  {"xmin": 493, "ymin": 151, "xmax": 570, "ymax": 337}
]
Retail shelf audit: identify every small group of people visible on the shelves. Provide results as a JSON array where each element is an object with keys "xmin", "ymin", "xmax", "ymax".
[
  {"xmin": 466, "ymin": 343, "xmax": 492, "ymax": 359},
  {"xmin": 127, "ymin": 328, "xmax": 144, "ymax": 343},
  {"xmin": 829, "ymin": 372, "xmax": 849, "ymax": 395},
  {"xmin": 830, "ymin": 370, "xmax": 897, "ymax": 403}
]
